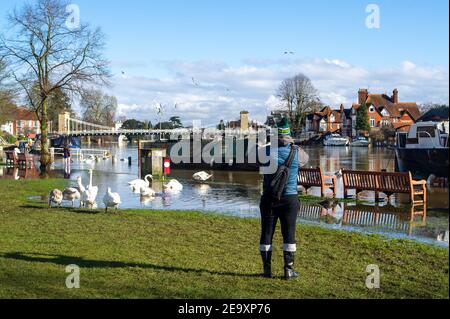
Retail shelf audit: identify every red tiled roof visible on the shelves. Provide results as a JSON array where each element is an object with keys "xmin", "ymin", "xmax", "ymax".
[
  {"xmin": 11, "ymin": 107, "xmax": 38, "ymax": 121},
  {"xmin": 397, "ymin": 103, "xmax": 421, "ymax": 121},
  {"xmin": 354, "ymin": 93, "xmax": 421, "ymax": 121}
]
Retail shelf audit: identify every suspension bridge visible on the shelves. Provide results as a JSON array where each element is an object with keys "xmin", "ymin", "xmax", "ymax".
[
  {"xmin": 54, "ymin": 112, "xmax": 266, "ymax": 139},
  {"xmin": 55, "ymin": 112, "xmax": 191, "ymax": 139}
]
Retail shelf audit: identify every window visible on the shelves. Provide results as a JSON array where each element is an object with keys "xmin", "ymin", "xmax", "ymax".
[
  {"xmin": 369, "ymin": 106, "xmax": 375, "ymax": 113},
  {"xmin": 417, "ymin": 126, "xmax": 436, "ymax": 138},
  {"xmin": 370, "ymin": 118, "xmax": 375, "ymax": 127},
  {"xmin": 320, "ymin": 119, "xmax": 327, "ymax": 132}
]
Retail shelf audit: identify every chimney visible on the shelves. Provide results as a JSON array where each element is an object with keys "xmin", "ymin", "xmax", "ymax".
[
  {"xmin": 392, "ymin": 89, "xmax": 399, "ymax": 104},
  {"xmin": 358, "ymin": 89, "xmax": 368, "ymax": 105}
]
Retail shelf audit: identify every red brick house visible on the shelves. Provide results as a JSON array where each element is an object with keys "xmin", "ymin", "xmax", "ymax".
[
  {"xmin": 0, "ymin": 107, "xmax": 41, "ymax": 137},
  {"xmin": 303, "ymin": 88, "xmax": 421, "ymax": 137},
  {"xmin": 352, "ymin": 88, "xmax": 421, "ymax": 133}
]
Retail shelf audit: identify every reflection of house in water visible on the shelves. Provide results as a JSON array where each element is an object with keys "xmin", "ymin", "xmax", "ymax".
[{"xmin": 297, "ymin": 202, "xmax": 427, "ymax": 237}]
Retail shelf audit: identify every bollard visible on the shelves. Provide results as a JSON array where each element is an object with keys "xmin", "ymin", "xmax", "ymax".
[
  {"xmin": 128, "ymin": 156, "xmax": 132, "ymax": 166},
  {"xmin": 112, "ymin": 155, "xmax": 116, "ymax": 165}
]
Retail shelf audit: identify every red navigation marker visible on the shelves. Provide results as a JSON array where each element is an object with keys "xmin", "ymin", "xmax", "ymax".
[{"xmin": 163, "ymin": 157, "xmax": 171, "ymax": 175}]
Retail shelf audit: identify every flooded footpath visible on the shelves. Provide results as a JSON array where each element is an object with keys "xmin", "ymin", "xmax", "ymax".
[{"xmin": 1, "ymin": 144, "xmax": 448, "ymax": 246}]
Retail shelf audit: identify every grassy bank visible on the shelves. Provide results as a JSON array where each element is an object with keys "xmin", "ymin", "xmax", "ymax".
[{"xmin": 0, "ymin": 179, "xmax": 448, "ymax": 299}]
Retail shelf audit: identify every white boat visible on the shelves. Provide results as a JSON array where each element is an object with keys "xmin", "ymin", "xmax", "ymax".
[
  {"xmin": 396, "ymin": 121, "xmax": 449, "ymax": 178},
  {"xmin": 323, "ymin": 134, "xmax": 349, "ymax": 146},
  {"xmin": 351, "ymin": 137, "xmax": 370, "ymax": 147}
]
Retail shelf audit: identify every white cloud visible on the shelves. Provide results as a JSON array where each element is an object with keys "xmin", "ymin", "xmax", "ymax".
[{"xmin": 107, "ymin": 58, "xmax": 449, "ymax": 126}]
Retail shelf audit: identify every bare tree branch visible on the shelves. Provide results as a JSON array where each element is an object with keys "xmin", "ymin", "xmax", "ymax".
[{"xmin": 0, "ymin": 0, "xmax": 111, "ymax": 173}]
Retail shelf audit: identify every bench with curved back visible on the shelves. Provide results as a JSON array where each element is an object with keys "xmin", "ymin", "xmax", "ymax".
[
  {"xmin": 342, "ymin": 169, "xmax": 426, "ymax": 204},
  {"xmin": 298, "ymin": 167, "xmax": 336, "ymax": 198}
]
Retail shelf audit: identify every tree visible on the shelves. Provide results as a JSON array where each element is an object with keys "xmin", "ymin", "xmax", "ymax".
[
  {"xmin": 217, "ymin": 119, "xmax": 225, "ymax": 130},
  {"xmin": 419, "ymin": 103, "xmax": 449, "ymax": 114},
  {"xmin": 169, "ymin": 116, "xmax": 183, "ymax": 128},
  {"xmin": 47, "ymin": 87, "xmax": 72, "ymax": 126},
  {"xmin": 356, "ymin": 102, "xmax": 371, "ymax": 134},
  {"xmin": 121, "ymin": 119, "xmax": 146, "ymax": 130},
  {"xmin": 80, "ymin": 89, "xmax": 117, "ymax": 127},
  {"xmin": 29, "ymin": 82, "xmax": 72, "ymax": 128},
  {"xmin": 0, "ymin": 92, "xmax": 16, "ymax": 126},
  {"xmin": 144, "ymin": 120, "xmax": 153, "ymax": 129},
  {"xmin": 277, "ymin": 73, "xmax": 320, "ymax": 135},
  {"xmin": 0, "ymin": 0, "xmax": 110, "ymax": 173},
  {"xmin": 0, "ymin": 59, "xmax": 16, "ymax": 125}
]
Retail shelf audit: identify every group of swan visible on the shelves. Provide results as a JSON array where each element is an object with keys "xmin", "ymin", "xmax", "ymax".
[
  {"xmin": 128, "ymin": 174, "xmax": 157, "ymax": 197},
  {"xmin": 128, "ymin": 174, "xmax": 184, "ymax": 196},
  {"xmin": 48, "ymin": 170, "xmax": 212, "ymax": 210},
  {"xmin": 49, "ymin": 169, "xmax": 121, "ymax": 212},
  {"xmin": 49, "ymin": 187, "xmax": 81, "ymax": 207}
]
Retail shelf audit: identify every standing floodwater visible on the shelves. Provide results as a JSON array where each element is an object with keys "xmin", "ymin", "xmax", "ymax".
[{"xmin": 1, "ymin": 144, "xmax": 448, "ymax": 246}]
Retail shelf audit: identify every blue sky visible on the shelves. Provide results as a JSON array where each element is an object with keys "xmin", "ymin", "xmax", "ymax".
[{"xmin": 1, "ymin": 0, "xmax": 449, "ymax": 125}]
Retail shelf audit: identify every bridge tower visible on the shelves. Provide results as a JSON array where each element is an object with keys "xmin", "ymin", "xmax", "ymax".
[
  {"xmin": 240, "ymin": 111, "xmax": 249, "ymax": 133},
  {"xmin": 58, "ymin": 112, "xmax": 71, "ymax": 134}
]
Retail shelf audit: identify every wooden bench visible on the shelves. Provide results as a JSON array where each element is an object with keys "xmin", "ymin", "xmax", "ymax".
[
  {"xmin": 342, "ymin": 170, "xmax": 427, "ymax": 204},
  {"xmin": 5, "ymin": 151, "xmax": 18, "ymax": 166},
  {"xmin": 298, "ymin": 167, "xmax": 336, "ymax": 198},
  {"xmin": 18, "ymin": 152, "xmax": 35, "ymax": 168}
]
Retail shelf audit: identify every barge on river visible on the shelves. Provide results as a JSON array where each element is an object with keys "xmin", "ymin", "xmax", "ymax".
[{"xmin": 395, "ymin": 121, "xmax": 449, "ymax": 178}]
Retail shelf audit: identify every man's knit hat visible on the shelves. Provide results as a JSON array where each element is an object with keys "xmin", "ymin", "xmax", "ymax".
[{"xmin": 276, "ymin": 117, "xmax": 291, "ymax": 136}]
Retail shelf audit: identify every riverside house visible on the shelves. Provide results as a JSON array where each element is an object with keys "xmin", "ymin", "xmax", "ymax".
[
  {"xmin": 0, "ymin": 107, "xmax": 41, "ymax": 138},
  {"xmin": 303, "ymin": 88, "xmax": 422, "ymax": 137}
]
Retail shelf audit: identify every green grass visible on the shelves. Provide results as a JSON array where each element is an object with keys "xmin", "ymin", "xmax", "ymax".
[{"xmin": 0, "ymin": 179, "xmax": 448, "ymax": 299}]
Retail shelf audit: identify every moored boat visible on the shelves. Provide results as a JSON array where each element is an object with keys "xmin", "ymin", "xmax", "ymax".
[
  {"xmin": 395, "ymin": 121, "xmax": 449, "ymax": 178},
  {"xmin": 323, "ymin": 134, "xmax": 349, "ymax": 146},
  {"xmin": 351, "ymin": 136, "xmax": 370, "ymax": 147}
]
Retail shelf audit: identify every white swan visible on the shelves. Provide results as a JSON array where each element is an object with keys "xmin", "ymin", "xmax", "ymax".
[
  {"xmin": 163, "ymin": 179, "xmax": 183, "ymax": 192},
  {"xmin": 140, "ymin": 185, "xmax": 156, "ymax": 197},
  {"xmin": 103, "ymin": 187, "xmax": 121, "ymax": 212},
  {"xmin": 63, "ymin": 187, "xmax": 81, "ymax": 207},
  {"xmin": 128, "ymin": 174, "xmax": 153, "ymax": 189},
  {"xmin": 82, "ymin": 169, "xmax": 98, "ymax": 209},
  {"xmin": 76, "ymin": 176, "xmax": 86, "ymax": 193},
  {"xmin": 193, "ymin": 171, "xmax": 213, "ymax": 181},
  {"xmin": 48, "ymin": 189, "xmax": 63, "ymax": 207}
]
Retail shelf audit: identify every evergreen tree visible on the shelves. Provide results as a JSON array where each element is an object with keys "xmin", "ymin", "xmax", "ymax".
[{"xmin": 356, "ymin": 102, "xmax": 371, "ymax": 134}]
